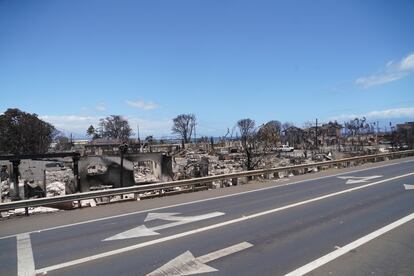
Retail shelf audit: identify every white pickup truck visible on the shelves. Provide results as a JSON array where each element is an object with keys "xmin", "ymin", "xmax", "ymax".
[{"xmin": 273, "ymin": 145, "xmax": 294, "ymax": 152}]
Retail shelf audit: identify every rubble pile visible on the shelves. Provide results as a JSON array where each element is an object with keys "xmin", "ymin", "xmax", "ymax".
[
  {"xmin": 46, "ymin": 181, "xmax": 66, "ymax": 197},
  {"xmin": 46, "ymin": 168, "xmax": 75, "ymax": 194},
  {"xmin": 134, "ymin": 165, "xmax": 158, "ymax": 183},
  {"xmin": 1, "ymin": 206, "xmax": 60, "ymax": 219},
  {"xmin": 0, "ymin": 180, "xmax": 10, "ymax": 202},
  {"xmin": 208, "ymin": 156, "xmax": 243, "ymax": 175},
  {"xmin": 87, "ymin": 163, "xmax": 107, "ymax": 175},
  {"xmin": 173, "ymin": 151, "xmax": 245, "ymax": 180},
  {"xmin": 172, "ymin": 145, "xmax": 327, "ymax": 183}
]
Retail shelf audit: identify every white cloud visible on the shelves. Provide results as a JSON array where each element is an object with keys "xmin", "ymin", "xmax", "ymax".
[
  {"xmin": 355, "ymin": 72, "xmax": 407, "ymax": 88},
  {"xmin": 331, "ymin": 107, "xmax": 414, "ymax": 121},
  {"xmin": 355, "ymin": 53, "xmax": 414, "ymax": 88},
  {"xmin": 126, "ymin": 100, "xmax": 158, "ymax": 110},
  {"xmin": 399, "ymin": 53, "xmax": 414, "ymax": 71},
  {"xmin": 95, "ymin": 102, "xmax": 107, "ymax": 111}
]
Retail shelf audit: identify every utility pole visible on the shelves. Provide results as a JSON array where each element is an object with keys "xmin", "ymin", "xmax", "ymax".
[
  {"xmin": 137, "ymin": 124, "xmax": 140, "ymax": 142},
  {"xmin": 315, "ymin": 118, "xmax": 318, "ymax": 151},
  {"xmin": 194, "ymin": 123, "xmax": 197, "ymax": 144}
]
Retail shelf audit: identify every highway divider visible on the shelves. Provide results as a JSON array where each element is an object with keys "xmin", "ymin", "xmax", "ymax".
[{"xmin": 1, "ymin": 149, "xmax": 414, "ymax": 213}]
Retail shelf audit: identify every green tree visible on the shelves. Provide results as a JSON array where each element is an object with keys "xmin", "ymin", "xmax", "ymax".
[
  {"xmin": 86, "ymin": 125, "xmax": 96, "ymax": 138},
  {"xmin": 258, "ymin": 120, "xmax": 281, "ymax": 146},
  {"xmin": 99, "ymin": 115, "xmax": 132, "ymax": 141},
  {"xmin": 0, "ymin": 108, "xmax": 56, "ymax": 154}
]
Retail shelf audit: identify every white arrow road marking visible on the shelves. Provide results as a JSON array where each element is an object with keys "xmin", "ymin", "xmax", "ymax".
[
  {"xmin": 404, "ymin": 184, "xmax": 414, "ymax": 190},
  {"xmin": 147, "ymin": 242, "xmax": 253, "ymax": 276},
  {"xmin": 104, "ymin": 212, "xmax": 225, "ymax": 241},
  {"xmin": 17, "ymin": 233, "xmax": 35, "ymax": 276},
  {"xmin": 337, "ymin": 175, "xmax": 382, "ymax": 184},
  {"xmin": 145, "ymin": 213, "xmax": 182, "ymax": 222},
  {"xmin": 148, "ymin": 251, "xmax": 217, "ymax": 276}
]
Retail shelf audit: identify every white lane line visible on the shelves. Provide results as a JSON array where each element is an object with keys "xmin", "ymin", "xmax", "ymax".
[
  {"xmin": 285, "ymin": 212, "xmax": 414, "ymax": 276},
  {"xmin": 17, "ymin": 233, "xmax": 35, "ymax": 276},
  {"xmin": 35, "ymin": 172, "xmax": 414, "ymax": 274},
  {"xmin": 2, "ymin": 158, "xmax": 413, "ymax": 241}
]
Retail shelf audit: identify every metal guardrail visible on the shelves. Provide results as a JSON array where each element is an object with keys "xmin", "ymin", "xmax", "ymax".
[{"xmin": 1, "ymin": 149, "xmax": 414, "ymax": 212}]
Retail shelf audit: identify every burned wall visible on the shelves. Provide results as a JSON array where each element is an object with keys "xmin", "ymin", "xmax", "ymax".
[{"xmin": 79, "ymin": 153, "xmax": 173, "ymax": 191}]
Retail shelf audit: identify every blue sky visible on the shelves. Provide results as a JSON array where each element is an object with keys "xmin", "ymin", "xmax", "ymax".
[{"xmin": 1, "ymin": 0, "xmax": 414, "ymax": 138}]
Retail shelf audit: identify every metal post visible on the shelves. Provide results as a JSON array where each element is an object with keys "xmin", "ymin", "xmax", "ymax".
[
  {"xmin": 72, "ymin": 156, "xmax": 81, "ymax": 192},
  {"xmin": 315, "ymin": 118, "xmax": 318, "ymax": 151},
  {"xmin": 119, "ymin": 143, "xmax": 128, "ymax": 188},
  {"xmin": 11, "ymin": 159, "xmax": 21, "ymax": 200},
  {"xmin": 120, "ymin": 152, "xmax": 124, "ymax": 188},
  {"xmin": 194, "ymin": 124, "xmax": 196, "ymax": 144}
]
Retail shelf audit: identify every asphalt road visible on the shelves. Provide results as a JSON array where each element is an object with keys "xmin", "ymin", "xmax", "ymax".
[{"xmin": 1, "ymin": 157, "xmax": 414, "ymax": 276}]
